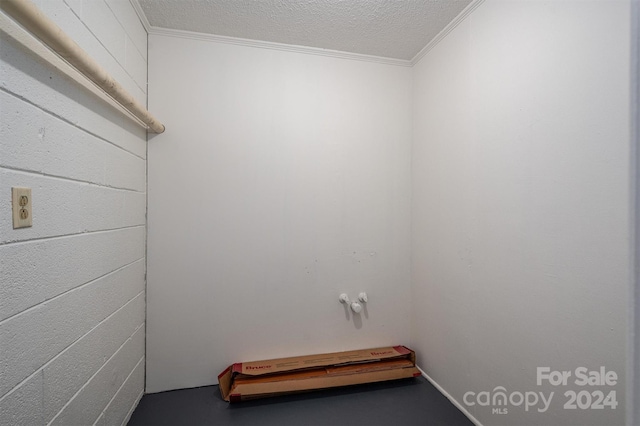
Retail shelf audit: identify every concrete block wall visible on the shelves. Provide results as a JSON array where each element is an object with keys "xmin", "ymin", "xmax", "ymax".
[{"xmin": 0, "ymin": 1, "xmax": 148, "ymax": 425}]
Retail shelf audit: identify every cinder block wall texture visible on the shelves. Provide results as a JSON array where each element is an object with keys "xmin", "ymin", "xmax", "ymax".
[{"xmin": 0, "ymin": 1, "xmax": 148, "ymax": 425}]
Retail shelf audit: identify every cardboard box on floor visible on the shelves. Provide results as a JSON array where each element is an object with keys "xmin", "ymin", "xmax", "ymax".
[{"xmin": 218, "ymin": 345, "xmax": 421, "ymax": 402}]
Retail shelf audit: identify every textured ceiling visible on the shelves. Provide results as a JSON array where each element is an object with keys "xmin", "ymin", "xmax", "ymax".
[{"xmin": 137, "ymin": 0, "xmax": 473, "ymax": 61}]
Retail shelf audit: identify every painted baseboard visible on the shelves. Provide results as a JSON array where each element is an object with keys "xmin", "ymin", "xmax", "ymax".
[
  {"xmin": 121, "ymin": 389, "xmax": 144, "ymax": 426},
  {"xmin": 416, "ymin": 365, "xmax": 483, "ymax": 426}
]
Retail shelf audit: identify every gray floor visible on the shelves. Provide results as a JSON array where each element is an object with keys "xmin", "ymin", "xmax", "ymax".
[{"xmin": 128, "ymin": 376, "xmax": 473, "ymax": 426}]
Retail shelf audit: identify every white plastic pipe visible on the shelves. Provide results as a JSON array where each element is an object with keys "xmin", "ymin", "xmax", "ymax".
[{"xmin": 0, "ymin": 0, "xmax": 165, "ymax": 133}]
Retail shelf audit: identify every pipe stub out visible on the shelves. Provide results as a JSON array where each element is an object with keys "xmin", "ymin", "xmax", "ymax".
[{"xmin": 339, "ymin": 292, "xmax": 367, "ymax": 313}]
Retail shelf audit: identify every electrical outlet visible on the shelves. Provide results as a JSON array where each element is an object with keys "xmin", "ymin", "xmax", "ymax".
[{"xmin": 12, "ymin": 187, "xmax": 32, "ymax": 229}]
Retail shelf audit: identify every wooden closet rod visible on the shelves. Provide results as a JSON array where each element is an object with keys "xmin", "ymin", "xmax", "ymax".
[{"xmin": 0, "ymin": 0, "xmax": 165, "ymax": 133}]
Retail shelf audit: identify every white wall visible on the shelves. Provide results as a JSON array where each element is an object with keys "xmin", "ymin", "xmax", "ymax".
[
  {"xmin": 147, "ymin": 35, "xmax": 412, "ymax": 393},
  {"xmin": 632, "ymin": 3, "xmax": 640, "ymax": 424},
  {"xmin": 0, "ymin": 1, "xmax": 147, "ymax": 425},
  {"xmin": 411, "ymin": 1, "xmax": 631, "ymax": 425}
]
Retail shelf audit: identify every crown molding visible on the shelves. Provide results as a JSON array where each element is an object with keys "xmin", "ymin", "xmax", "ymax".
[
  {"xmin": 131, "ymin": 0, "xmax": 486, "ymax": 68},
  {"xmin": 147, "ymin": 27, "xmax": 412, "ymax": 67},
  {"xmin": 130, "ymin": 0, "xmax": 151, "ymax": 34},
  {"xmin": 411, "ymin": 0, "xmax": 485, "ymax": 66}
]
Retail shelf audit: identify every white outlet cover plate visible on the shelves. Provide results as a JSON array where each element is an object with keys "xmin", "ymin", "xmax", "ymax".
[{"xmin": 12, "ymin": 187, "xmax": 32, "ymax": 229}]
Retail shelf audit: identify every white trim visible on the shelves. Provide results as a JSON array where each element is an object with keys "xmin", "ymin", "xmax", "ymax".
[
  {"xmin": 146, "ymin": 26, "xmax": 412, "ymax": 67},
  {"xmin": 416, "ymin": 365, "xmax": 484, "ymax": 426},
  {"xmin": 410, "ymin": 0, "xmax": 486, "ymax": 66},
  {"xmin": 129, "ymin": 0, "xmax": 489, "ymax": 68},
  {"xmin": 129, "ymin": 0, "xmax": 150, "ymax": 34},
  {"xmin": 121, "ymin": 388, "xmax": 144, "ymax": 426}
]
